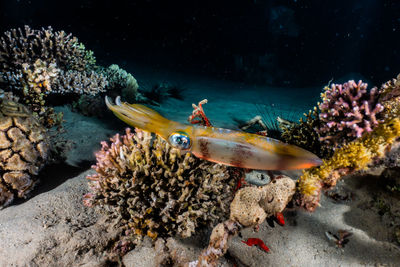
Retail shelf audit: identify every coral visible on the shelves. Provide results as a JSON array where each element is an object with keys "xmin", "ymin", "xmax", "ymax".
[
  {"xmin": 0, "ymin": 98, "xmax": 50, "ymax": 208},
  {"xmin": 297, "ymin": 117, "xmax": 400, "ymax": 211},
  {"xmin": 53, "ymin": 69, "xmax": 107, "ymax": 95},
  {"xmin": 0, "ymin": 25, "xmax": 94, "ymax": 72},
  {"xmin": 84, "ymin": 128, "xmax": 235, "ymax": 250},
  {"xmin": 378, "ymin": 73, "xmax": 400, "ymax": 120},
  {"xmin": 239, "ymin": 115, "xmax": 268, "ymax": 136},
  {"xmin": 3, "ymin": 59, "xmax": 60, "ymax": 114},
  {"xmin": 99, "ymin": 64, "xmax": 142, "ymax": 102},
  {"xmin": 154, "ymin": 177, "xmax": 295, "ymax": 267},
  {"xmin": 3, "ymin": 59, "xmax": 105, "ymax": 126},
  {"xmin": 379, "ymin": 73, "xmax": 400, "ymax": 103},
  {"xmin": 317, "ymin": 80, "xmax": 384, "ymax": 147},
  {"xmin": 280, "ymin": 107, "xmax": 331, "ymax": 158},
  {"xmin": 0, "ymin": 26, "xmax": 103, "ymax": 126},
  {"xmin": 188, "ymin": 99, "xmax": 212, "ymax": 126}
]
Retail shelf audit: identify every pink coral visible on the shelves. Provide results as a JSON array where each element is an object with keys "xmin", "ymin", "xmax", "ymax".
[{"xmin": 317, "ymin": 80, "xmax": 384, "ymax": 146}]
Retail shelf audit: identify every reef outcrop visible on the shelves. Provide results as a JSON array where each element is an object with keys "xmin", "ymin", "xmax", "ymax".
[{"xmin": 84, "ymin": 128, "xmax": 236, "ymax": 253}]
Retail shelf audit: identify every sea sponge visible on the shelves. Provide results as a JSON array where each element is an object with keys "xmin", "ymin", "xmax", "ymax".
[
  {"xmin": 297, "ymin": 117, "xmax": 400, "ymax": 211},
  {"xmin": 0, "ymin": 98, "xmax": 50, "ymax": 208},
  {"xmin": 317, "ymin": 80, "xmax": 384, "ymax": 147},
  {"xmin": 160, "ymin": 177, "xmax": 296, "ymax": 266},
  {"xmin": 84, "ymin": 128, "xmax": 235, "ymax": 249},
  {"xmin": 230, "ymin": 177, "xmax": 296, "ymax": 227}
]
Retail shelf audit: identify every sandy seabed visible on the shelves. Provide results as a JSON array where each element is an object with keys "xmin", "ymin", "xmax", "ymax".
[{"xmin": 1, "ymin": 69, "xmax": 399, "ymax": 267}]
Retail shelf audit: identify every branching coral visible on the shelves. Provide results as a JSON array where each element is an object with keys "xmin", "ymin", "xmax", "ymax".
[
  {"xmin": 0, "ymin": 26, "xmax": 104, "ymax": 126},
  {"xmin": 0, "ymin": 97, "xmax": 50, "ymax": 208},
  {"xmin": 188, "ymin": 99, "xmax": 212, "ymax": 126},
  {"xmin": 0, "ymin": 25, "xmax": 94, "ymax": 72},
  {"xmin": 3, "ymin": 59, "xmax": 60, "ymax": 114},
  {"xmin": 317, "ymin": 80, "xmax": 384, "ymax": 147},
  {"xmin": 84, "ymin": 128, "xmax": 236, "ymax": 252},
  {"xmin": 53, "ymin": 69, "xmax": 107, "ymax": 95},
  {"xmin": 297, "ymin": 117, "xmax": 400, "ymax": 211}
]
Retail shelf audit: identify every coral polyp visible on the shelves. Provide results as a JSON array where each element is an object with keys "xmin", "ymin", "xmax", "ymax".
[
  {"xmin": 84, "ymin": 128, "xmax": 236, "ymax": 247},
  {"xmin": 317, "ymin": 80, "xmax": 384, "ymax": 147}
]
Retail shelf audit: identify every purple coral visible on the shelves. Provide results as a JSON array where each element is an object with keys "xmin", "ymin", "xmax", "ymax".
[{"xmin": 317, "ymin": 80, "xmax": 384, "ymax": 146}]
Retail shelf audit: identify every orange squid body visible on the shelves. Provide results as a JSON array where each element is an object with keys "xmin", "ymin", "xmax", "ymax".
[
  {"xmin": 105, "ymin": 97, "xmax": 323, "ymax": 171},
  {"xmin": 189, "ymin": 126, "xmax": 322, "ymax": 170}
]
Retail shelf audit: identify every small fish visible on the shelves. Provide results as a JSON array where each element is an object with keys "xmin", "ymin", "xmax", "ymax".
[
  {"xmin": 105, "ymin": 96, "xmax": 323, "ymax": 171},
  {"xmin": 242, "ymin": 238, "xmax": 270, "ymax": 252}
]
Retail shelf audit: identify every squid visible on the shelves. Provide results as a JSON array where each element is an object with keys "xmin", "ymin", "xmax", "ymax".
[{"xmin": 105, "ymin": 97, "xmax": 323, "ymax": 170}]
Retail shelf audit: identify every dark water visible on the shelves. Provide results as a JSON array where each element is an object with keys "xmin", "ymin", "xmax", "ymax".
[{"xmin": 1, "ymin": 0, "xmax": 399, "ymax": 89}]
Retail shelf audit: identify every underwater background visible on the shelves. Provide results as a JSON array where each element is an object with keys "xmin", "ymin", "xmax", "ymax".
[{"xmin": 0, "ymin": 0, "xmax": 400, "ymax": 266}]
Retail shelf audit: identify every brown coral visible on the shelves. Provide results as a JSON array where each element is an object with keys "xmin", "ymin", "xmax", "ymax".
[
  {"xmin": 0, "ymin": 98, "xmax": 50, "ymax": 208},
  {"xmin": 53, "ymin": 69, "xmax": 107, "ymax": 95},
  {"xmin": 99, "ymin": 64, "xmax": 142, "ymax": 102},
  {"xmin": 3, "ymin": 59, "xmax": 60, "ymax": 114},
  {"xmin": 0, "ymin": 25, "xmax": 94, "ymax": 72},
  {"xmin": 84, "ymin": 128, "xmax": 236, "ymax": 250},
  {"xmin": 280, "ymin": 107, "xmax": 331, "ymax": 158},
  {"xmin": 378, "ymin": 73, "xmax": 400, "ymax": 120}
]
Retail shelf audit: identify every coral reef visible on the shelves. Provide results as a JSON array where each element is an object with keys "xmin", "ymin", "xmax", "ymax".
[
  {"xmin": 378, "ymin": 73, "xmax": 400, "ymax": 120},
  {"xmin": 317, "ymin": 80, "xmax": 384, "ymax": 147},
  {"xmin": 99, "ymin": 64, "xmax": 142, "ymax": 102},
  {"xmin": 53, "ymin": 69, "xmax": 107, "ymax": 95},
  {"xmin": 0, "ymin": 25, "xmax": 94, "ymax": 72},
  {"xmin": 84, "ymin": 128, "xmax": 236, "ymax": 251},
  {"xmin": 280, "ymin": 107, "xmax": 331, "ymax": 158},
  {"xmin": 0, "ymin": 97, "xmax": 50, "ymax": 208},
  {"xmin": 0, "ymin": 26, "xmax": 105, "ymax": 126},
  {"xmin": 155, "ymin": 177, "xmax": 296, "ymax": 266},
  {"xmin": 3, "ymin": 59, "xmax": 60, "ymax": 114},
  {"xmin": 297, "ymin": 117, "xmax": 400, "ymax": 211}
]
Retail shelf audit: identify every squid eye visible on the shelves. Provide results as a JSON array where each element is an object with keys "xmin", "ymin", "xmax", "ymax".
[{"xmin": 168, "ymin": 131, "xmax": 191, "ymax": 150}]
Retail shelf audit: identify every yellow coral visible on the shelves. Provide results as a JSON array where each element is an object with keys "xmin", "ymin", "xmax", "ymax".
[{"xmin": 298, "ymin": 117, "xmax": 400, "ymax": 210}]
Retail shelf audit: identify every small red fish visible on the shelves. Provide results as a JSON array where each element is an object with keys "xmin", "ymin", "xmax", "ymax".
[
  {"xmin": 242, "ymin": 238, "xmax": 270, "ymax": 252},
  {"xmin": 275, "ymin": 212, "xmax": 285, "ymax": 226}
]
